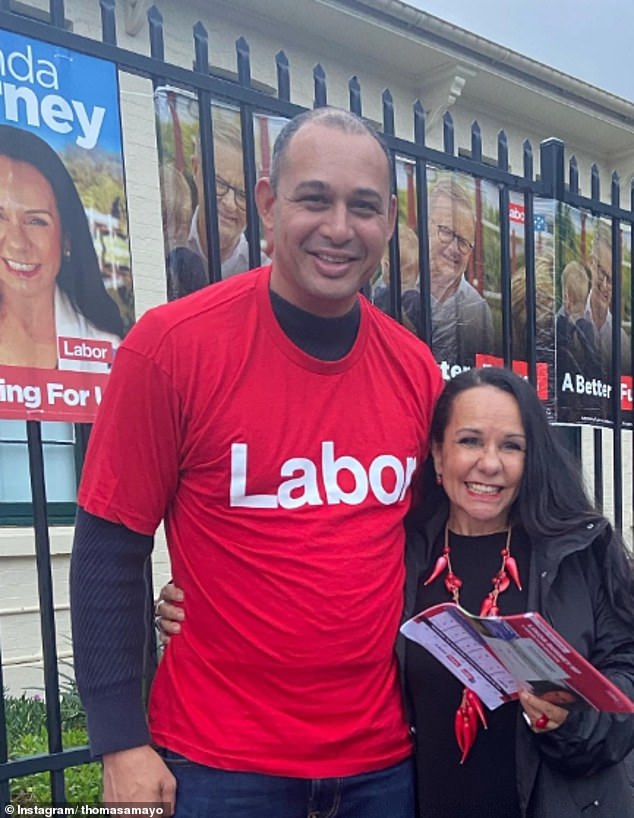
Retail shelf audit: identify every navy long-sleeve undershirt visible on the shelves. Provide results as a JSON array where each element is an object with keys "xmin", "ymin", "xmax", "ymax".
[{"xmin": 70, "ymin": 507, "xmax": 154, "ymax": 756}]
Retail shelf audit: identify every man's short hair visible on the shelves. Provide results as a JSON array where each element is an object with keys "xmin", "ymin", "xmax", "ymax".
[
  {"xmin": 193, "ymin": 114, "xmax": 243, "ymax": 166},
  {"xmin": 269, "ymin": 107, "xmax": 393, "ymax": 194},
  {"xmin": 429, "ymin": 177, "xmax": 475, "ymax": 219}
]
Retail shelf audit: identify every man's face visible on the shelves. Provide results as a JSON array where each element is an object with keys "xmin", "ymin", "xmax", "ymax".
[
  {"xmin": 256, "ymin": 123, "xmax": 396, "ymax": 317},
  {"xmin": 590, "ymin": 240, "xmax": 612, "ymax": 316},
  {"xmin": 428, "ymin": 193, "xmax": 475, "ymax": 299},
  {"xmin": 214, "ymin": 140, "xmax": 247, "ymax": 259},
  {"xmin": 193, "ymin": 139, "xmax": 247, "ymax": 261}
]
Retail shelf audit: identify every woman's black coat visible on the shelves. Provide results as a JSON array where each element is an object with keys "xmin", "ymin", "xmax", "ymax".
[{"xmin": 400, "ymin": 501, "xmax": 634, "ymax": 817}]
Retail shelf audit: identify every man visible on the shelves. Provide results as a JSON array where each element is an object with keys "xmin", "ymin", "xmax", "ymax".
[
  {"xmin": 165, "ymin": 117, "xmax": 256, "ymax": 298},
  {"xmin": 70, "ymin": 107, "xmax": 443, "ymax": 816},
  {"xmin": 372, "ymin": 178, "xmax": 494, "ymax": 365},
  {"xmin": 189, "ymin": 117, "xmax": 252, "ymax": 278},
  {"xmin": 427, "ymin": 178, "xmax": 493, "ymax": 365},
  {"xmin": 585, "ymin": 221, "xmax": 631, "ymax": 376}
]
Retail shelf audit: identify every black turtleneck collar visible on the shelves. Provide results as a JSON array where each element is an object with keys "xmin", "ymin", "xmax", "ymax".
[{"xmin": 269, "ymin": 289, "xmax": 361, "ymax": 361}]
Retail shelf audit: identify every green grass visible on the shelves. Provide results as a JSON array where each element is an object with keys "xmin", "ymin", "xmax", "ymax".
[{"xmin": 4, "ymin": 685, "xmax": 102, "ymax": 805}]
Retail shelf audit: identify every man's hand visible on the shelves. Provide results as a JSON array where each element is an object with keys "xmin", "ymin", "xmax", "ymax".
[
  {"xmin": 103, "ymin": 745, "xmax": 177, "ymax": 814},
  {"xmin": 155, "ymin": 583, "xmax": 185, "ymax": 646}
]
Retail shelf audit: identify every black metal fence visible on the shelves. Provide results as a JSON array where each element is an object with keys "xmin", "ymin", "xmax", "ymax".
[{"xmin": 0, "ymin": 0, "xmax": 632, "ymax": 805}]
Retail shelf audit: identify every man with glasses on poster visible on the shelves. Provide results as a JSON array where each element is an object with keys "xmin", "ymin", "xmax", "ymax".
[
  {"xmin": 585, "ymin": 221, "xmax": 631, "ymax": 377},
  {"xmin": 190, "ymin": 118, "xmax": 251, "ymax": 278},
  {"xmin": 427, "ymin": 178, "xmax": 494, "ymax": 368},
  {"xmin": 166, "ymin": 117, "xmax": 266, "ymax": 298}
]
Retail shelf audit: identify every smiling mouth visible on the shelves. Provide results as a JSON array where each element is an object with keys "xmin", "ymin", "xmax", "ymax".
[
  {"xmin": 465, "ymin": 482, "xmax": 502, "ymax": 496},
  {"xmin": 312, "ymin": 251, "xmax": 357, "ymax": 265},
  {"xmin": 4, "ymin": 258, "xmax": 39, "ymax": 276}
]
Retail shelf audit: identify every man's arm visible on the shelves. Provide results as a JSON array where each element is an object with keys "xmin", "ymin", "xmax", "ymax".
[
  {"xmin": 70, "ymin": 508, "xmax": 176, "ymax": 809},
  {"xmin": 70, "ymin": 507, "xmax": 153, "ymax": 754}
]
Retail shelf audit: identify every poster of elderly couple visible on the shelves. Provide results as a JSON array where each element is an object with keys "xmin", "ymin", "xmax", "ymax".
[{"xmin": 375, "ymin": 157, "xmax": 632, "ymax": 428}]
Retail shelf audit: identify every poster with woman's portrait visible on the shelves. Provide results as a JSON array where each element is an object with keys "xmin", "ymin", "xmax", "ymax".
[
  {"xmin": 554, "ymin": 204, "xmax": 632, "ymax": 428},
  {"xmin": 0, "ymin": 27, "xmax": 132, "ymax": 422},
  {"xmin": 154, "ymin": 87, "xmax": 286, "ymax": 300},
  {"xmin": 371, "ymin": 162, "xmax": 502, "ymax": 380}
]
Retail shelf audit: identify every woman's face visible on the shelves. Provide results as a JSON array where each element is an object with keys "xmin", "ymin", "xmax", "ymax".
[
  {"xmin": 0, "ymin": 156, "xmax": 63, "ymax": 300},
  {"xmin": 432, "ymin": 385, "xmax": 526, "ymax": 535}
]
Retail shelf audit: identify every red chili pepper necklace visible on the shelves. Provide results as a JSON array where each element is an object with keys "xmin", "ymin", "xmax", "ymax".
[{"xmin": 422, "ymin": 523, "xmax": 522, "ymax": 763}]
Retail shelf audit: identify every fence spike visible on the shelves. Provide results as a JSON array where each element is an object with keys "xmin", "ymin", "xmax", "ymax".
[
  {"xmin": 51, "ymin": 0, "xmax": 65, "ymax": 28},
  {"xmin": 193, "ymin": 21, "xmax": 209, "ymax": 72},
  {"xmin": 382, "ymin": 89, "xmax": 394, "ymax": 135},
  {"xmin": 471, "ymin": 120, "xmax": 482, "ymax": 162},
  {"xmin": 413, "ymin": 99, "xmax": 425, "ymax": 145},
  {"xmin": 236, "ymin": 36, "xmax": 251, "ymax": 86},
  {"xmin": 313, "ymin": 64, "xmax": 327, "ymax": 107},
  {"xmin": 442, "ymin": 111, "xmax": 454, "ymax": 155},
  {"xmin": 497, "ymin": 130, "xmax": 508, "ymax": 171},
  {"xmin": 100, "ymin": 0, "xmax": 116, "ymax": 44},
  {"xmin": 569, "ymin": 155, "xmax": 579, "ymax": 193},
  {"xmin": 522, "ymin": 139, "xmax": 533, "ymax": 179},
  {"xmin": 276, "ymin": 50, "xmax": 290, "ymax": 102},
  {"xmin": 349, "ymin": 76, "xmax": 362, "ymax": 116},
  {"xmin": 591, "ymin": 163, "xmax": 600, "ymax": 202},
  {"xmin": 611, "ymin": 171, "xmax": 620, "ymax": 206},
  {"xmin": 148, "ymin": 6, "xmax": 164, "ymax": 61}
]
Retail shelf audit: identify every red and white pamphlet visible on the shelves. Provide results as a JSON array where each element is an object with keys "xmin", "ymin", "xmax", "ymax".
[{"xmin": 400, "ymin": 602, "xmax": 634, "ymax": 713}]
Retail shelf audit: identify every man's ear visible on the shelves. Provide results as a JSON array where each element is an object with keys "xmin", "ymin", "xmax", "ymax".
[{"xmin": 255, "ymin": 177, "xmax": 276, "ymax": 231}]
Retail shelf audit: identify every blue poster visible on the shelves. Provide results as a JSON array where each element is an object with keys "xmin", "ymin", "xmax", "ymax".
[{"xmin": 0, "ymin": 28, "xmax": 133, "ymax": 422}]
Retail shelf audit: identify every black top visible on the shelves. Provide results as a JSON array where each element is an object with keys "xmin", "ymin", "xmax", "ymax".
[
  {"xmin": 405, "ymin": 528, "xmax": 530, "ymax": 818},
  {"xmin": 269, "ymin": 288, "xmax": 360, "ymax": 360}
]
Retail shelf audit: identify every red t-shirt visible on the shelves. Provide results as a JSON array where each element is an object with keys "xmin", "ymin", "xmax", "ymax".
[{"xmin": 79, "ymin": 267, "xmax": 443, "ymax": 777}]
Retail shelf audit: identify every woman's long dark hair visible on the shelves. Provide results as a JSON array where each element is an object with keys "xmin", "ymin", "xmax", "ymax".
[
  {"xmin": 423, "ymin": 367, "xmax": 634, "ymax": 620},
  {"xmin": 0, "ymin": 124, "xmax": 124, "ymax": 337}
]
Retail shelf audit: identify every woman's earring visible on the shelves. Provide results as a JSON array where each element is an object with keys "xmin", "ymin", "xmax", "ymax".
[
  {"xmin": 436, "ymin": 473, "xmax": 443, "ymax": 485},
  {"xmin": 63, "ymin": 244, "xmax": 71, "ymax": 259}
]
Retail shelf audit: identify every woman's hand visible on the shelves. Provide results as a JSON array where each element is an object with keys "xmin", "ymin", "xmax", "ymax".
[
  {"xmin": 154, "ymin": 582, "xmax": 185, "ymax": 646},
  {"xmin": 519, "ymin": 690, "xmax": 570, "ymax": 733}
]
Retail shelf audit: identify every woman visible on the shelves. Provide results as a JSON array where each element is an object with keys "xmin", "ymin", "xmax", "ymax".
[
  {"xmin": 404, "ymin": 366, "xmax": 634, "ymax": 817},
  {"xmin": 0, "ymin": 124, "xmax": 124, "ymax": 370},
  {"xmin": 157, "ymin": 367, "xmax": 634, "ymax": 817}
]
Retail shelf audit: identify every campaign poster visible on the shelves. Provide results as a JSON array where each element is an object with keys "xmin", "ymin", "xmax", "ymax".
[
  {"xmin": 154, "ymin": 87, "xmax": 286, "ymax": 300},
  {"xmin": 485, "ymin": 195, "xmax": 556, "ymax": 416},
  {"xmin": 371, "ymin": 164, "xmax": 502, "ymax": 380},
  {"xmin": 554, "ymin": 204, "xmax": 632, "ymax": 427},
  {"xmin": 370, "ymin": 156, "xmax": 421, "ymax": 334},
  {"xmin": 0, "ymin": 28, "xmax": 132, "ymax": 423}
]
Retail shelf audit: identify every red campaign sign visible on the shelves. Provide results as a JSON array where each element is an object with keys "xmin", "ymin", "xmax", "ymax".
[
  {"xmin": 621, "ymin": 375, "xmax": 633, "ymax": 411},
  {"xmin": 0, "ymin": 366, "xmax": 107, "ymax": 423},
  {"xmin": 58, "ymin": 336, "xmax": 115, "ymax": 365},
  {"xmin": 509, "ymin": 202, "xmax": 525, "ymax": 224},
  {"xmin": 475, "ymin": 354, "xmax": 549, "ymax": 401}
]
